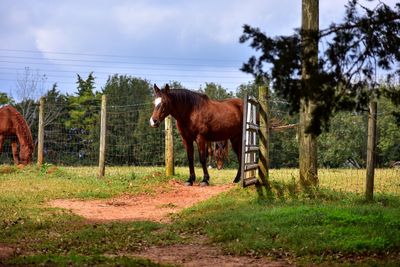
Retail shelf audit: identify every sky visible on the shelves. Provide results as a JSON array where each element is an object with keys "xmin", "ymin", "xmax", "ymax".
[{"xmin": 0, "ymin": 0, "xmax": 398, "ymax": 100}]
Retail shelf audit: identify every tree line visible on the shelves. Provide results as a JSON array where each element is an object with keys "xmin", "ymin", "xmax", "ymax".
[{"xmin": 1, "ymin": 72, "xmax": 398, "ymax": 168}]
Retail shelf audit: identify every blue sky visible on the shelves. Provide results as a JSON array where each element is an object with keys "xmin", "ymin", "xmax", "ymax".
[{"xmin": 0, "ymin": 0, "xmax": 397, "ymax": 100}]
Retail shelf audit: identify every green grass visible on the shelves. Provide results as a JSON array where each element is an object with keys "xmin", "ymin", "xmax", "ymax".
[
  {"xmin": 175, "ymin": 188, "xmax": 400, "ymax": 256},
  {"xmin": 0, "ymin": 164, "xmax": 399, "ymax": 266}
]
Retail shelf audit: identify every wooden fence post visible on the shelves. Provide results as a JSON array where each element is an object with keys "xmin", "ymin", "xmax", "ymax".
[
  {"xmin": 98, "ymin": 95, "xmax": 107, "ymax": 178},
  {"xmin": 37, "ymin": 97, "xmax": 45, "ymax": 166},
  {"xmin": 165, "ymin": 115, "xmax": 175, "ymax": 176},
  {"xmin": 366, "ymin": 100, "xmax": 377, "ymax": 201},
  {"xmin": 258, "ymin": 85, "xmax": 270, "ymax": 188}
]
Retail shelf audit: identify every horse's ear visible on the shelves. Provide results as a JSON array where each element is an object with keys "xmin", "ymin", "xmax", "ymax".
[
  {"xmin": 164, "ymin": 84, "xmax": 170, "ymax": 93},
  {"xmin": 153, "ymin": 84, "xmax": 160, "ymax": 95}
]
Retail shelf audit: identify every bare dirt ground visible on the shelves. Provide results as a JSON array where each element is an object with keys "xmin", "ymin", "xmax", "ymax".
[
  {"xmin": 47, "ymin": 180, "xmax": 294, "ymax": 266},
  {"xmin": 0, "ymin": 245, "xmax": 14, "ymax": 260},
  {"xmin": 131, "ymin": 242, "xmax": 292, "ymax": 267},
  {"xmin": 49, "ymin": 180, "xmax": 234, "ymax": 223}
]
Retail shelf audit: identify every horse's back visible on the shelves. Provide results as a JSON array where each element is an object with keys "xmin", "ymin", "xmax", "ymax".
[
  {"xmin": 222, "ymin": 98, "xmax": 243, "ymax": 112},
  {"xmin": 197, "ymin": 98, "xmax": 243, "ymax": 141},
  {"xmin": 0, "ymin": 105, "xmax": 33, "ymax": 145},
  {"xmin": 212, "ymin": 98, "xmax": 243, "ymax": 120},
  {"xmin": 0, "ymin": 106, "xmax": 16, "ymax": 135}
]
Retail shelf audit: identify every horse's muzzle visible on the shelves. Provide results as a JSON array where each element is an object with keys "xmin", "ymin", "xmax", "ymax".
[{"xmin": 149, "ymin": 117, "xmax": 160, "ymax": 128}]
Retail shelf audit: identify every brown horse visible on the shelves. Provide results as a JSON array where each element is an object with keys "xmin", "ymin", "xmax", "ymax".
[
  {"xmin": 206, "ymin": 141, "xmax": 229, "ymax": 170},
  {"xmin": 214, "ymin": 140, "xmax": 229, "ymax": 170},
  {"xmin": 0, "ymin": 105, "xmax": 34, "ymax": 165},
  {"xmin": 150, "ymin": 84, "xmax": 243, "ymax": 186}
]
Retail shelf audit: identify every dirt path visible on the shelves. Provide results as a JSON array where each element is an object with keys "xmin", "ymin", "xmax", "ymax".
[
  {"xmin": 49, "ymin": 180, "xmax": 233, "ymax": 223},
  {"xmin": 130, "ymin": 231, "xmax": 294, "ymax": 267},
  {"xmin": 132, "ymin": 242, "xmax": 292, "ymax": 267},
  {"xmin": 47, "ymin": 180, "xmax": 294, "ymax": 266},
  {"xmin": 0, "ymin": 245, "xmax": 14, "ymax": 260}
]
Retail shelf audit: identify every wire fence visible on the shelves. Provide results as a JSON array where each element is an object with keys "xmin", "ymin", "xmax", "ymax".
[
  {"xmin": 105, "ymin": 102, "xmax": 164, "ymax": 166},
  {"xmin": 267, "ymin": 98, "xmax": 400, "ymax": 196},
  {"xmin": 43, "ymin": 103, "xmax": 101, "ymax": 165},
  {"xmin": 0, "ymin": 97, "xmax": 165, "ymax": 167},
  {"xmin": 0, "ymin": 93, "xmax": 399, "ymax": 196}
]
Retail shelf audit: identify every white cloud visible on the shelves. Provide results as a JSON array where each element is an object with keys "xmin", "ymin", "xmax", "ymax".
[
  {"xmin": 112, "ymin": 2, "xmax": 178, "ymax": 39},
  {"xmin": 33, "ymin": 28, "xmax": 69, "ymax": 54}
]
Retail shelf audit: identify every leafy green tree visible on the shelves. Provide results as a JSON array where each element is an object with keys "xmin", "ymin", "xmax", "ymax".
[
  {"xmin": 0, "ymin": 93, "xmax": 14, "ymax": 105},
  {"xmin": 102, "ymin": 75, "xmax": 151, "ymax": 107},
  {"xmin": 240, "ymin": 0, "xmax": 400, "ymax": 134},
  {"xmin": 318, "ymin": 112, "xmax": 367, "ymax": 168},
  {"xmin": 235, "ymin": 81, "xmax": 258, "ymax": 99},
  {"xmin": 40, "ymin": 84, "xmax": 70, "ymax": 164},
  {"xmin": 43, "ymin": 84, "xmax": 67, "ymax": 126},
  {"xmin": 102, "ymin": 75, "xmax": 163, "ymax": 165},
  {"xmin": 168, "ymin": 81, "xmax": 185, "ymax": 90},
  {"xmin": 66, "ymin": 72, "xmax": 100, "ymax": 129},
  {"xmin": 377, "ymin": 96, "xmax": 400, "ymax": 166},
  {"xmin": 200, "ymin": 82, "xmax": 233, "ymax": 100},
  {"xmin": 64, "ymin": 72, "xmax": 101, "ymax": 164}
]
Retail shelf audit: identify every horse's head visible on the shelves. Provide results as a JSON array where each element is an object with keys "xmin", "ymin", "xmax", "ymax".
[
  {"xmin": 149, "ymin": 84, "xmax": 171, "ymax": 128},
  {"xmin": 214, "ymin": 141, "xmax": 228, "ymax": 170},
  {"xmin": 19, "ymin": 142, "xmax": 34, "ymax": 165}
]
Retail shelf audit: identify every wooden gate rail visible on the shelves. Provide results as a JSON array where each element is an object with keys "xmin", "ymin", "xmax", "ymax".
[{"xmin": 240, "ymin": 95, "xmax": 260, "ymax": 187}]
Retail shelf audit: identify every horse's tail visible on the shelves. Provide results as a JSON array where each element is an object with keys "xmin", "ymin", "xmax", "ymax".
[{"xmin": 12, "ymin": 108, "xmax": 34, "ymax": 164}]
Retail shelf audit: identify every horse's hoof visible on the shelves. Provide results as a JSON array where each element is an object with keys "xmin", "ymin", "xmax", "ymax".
[
  {"xmin": 200, "ymin": 181, "xmax": 209, "ymax": 187},
  {"xmin": 233, "ymin": 178, "xmax": 240, "ymax": 183},
  {"xmin": 184, "ymin": 181, "xmax": 193, "ymax": 186}
]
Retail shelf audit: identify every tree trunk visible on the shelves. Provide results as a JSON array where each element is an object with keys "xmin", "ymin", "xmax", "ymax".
[{"xmin": 299, "ymin": 0, "xmax": 319, "ymax": 187}]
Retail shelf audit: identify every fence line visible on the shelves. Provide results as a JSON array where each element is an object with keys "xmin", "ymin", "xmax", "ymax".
[
  {"xmin": 264, "ymin": 95, "xmax": 400, "ymax": 197},
  {"xmin": 7, "ymin": 95, "xmax": 165, "ymax": 167},
  {"xmin": 0, "ymin": 91, "xmax": 398, "ymax": 198}
]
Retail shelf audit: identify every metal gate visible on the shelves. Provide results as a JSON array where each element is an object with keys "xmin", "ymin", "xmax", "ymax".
[{"xmin": 240, "ymin": 95, "xmax": 260, "ymax": 187}]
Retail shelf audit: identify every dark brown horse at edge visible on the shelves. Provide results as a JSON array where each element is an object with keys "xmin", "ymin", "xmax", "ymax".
[
  {"xmin": 207, "ymin": 140, "xmax": 229, "ymax": 170},
  {"xmin": 150, "ymin": 84, "xmax": 243, "ymax": 186},
  {"xmin": 0, "ymin": 105, "xmax": 34, "ymax": 166}
]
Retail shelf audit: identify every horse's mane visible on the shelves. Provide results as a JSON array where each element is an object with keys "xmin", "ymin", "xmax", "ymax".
[{"xmin": 169, "ymin": 89, "xmax": 209, "ymax": 110}]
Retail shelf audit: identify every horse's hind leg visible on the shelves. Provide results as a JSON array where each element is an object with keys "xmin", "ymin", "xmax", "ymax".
[
  {"xmin": 206, "ymin": 142, "xmax": 213, "ymax": 168},
  {"xmin": 230, "ymin": 136, "xmax": 242, "ymax": 183},
  {"xmin": 196, "ymin": 137, "xmax": 210, "ymax": 186},
  {"xmin": 11, "ymin": 140, "xmax": 19, "ymax": 165},
  {"xmin": 224, "ymin": 140, "xmax": 230, "ymax": 164}
]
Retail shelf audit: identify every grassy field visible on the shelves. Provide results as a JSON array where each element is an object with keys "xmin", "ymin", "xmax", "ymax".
[
  {"xmin": 269, "ymin": 168, "xmax": 400, "ymax": 195},
  {"xmin": 0, "ymin": 164, "xmax": 399, "ymax": 266}
]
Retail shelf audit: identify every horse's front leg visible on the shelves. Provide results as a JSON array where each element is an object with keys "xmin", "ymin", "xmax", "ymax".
[
  {"xmin": 197, "ymin": 137, "xmax": 210, "ymax": 186},
  {"xmin": 11, "ymin": 140, "xmax": 19, "ymax": 165},
  {"xmin": 182, "ymin": 138, "xmax": 196, "ymax": 186}
]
